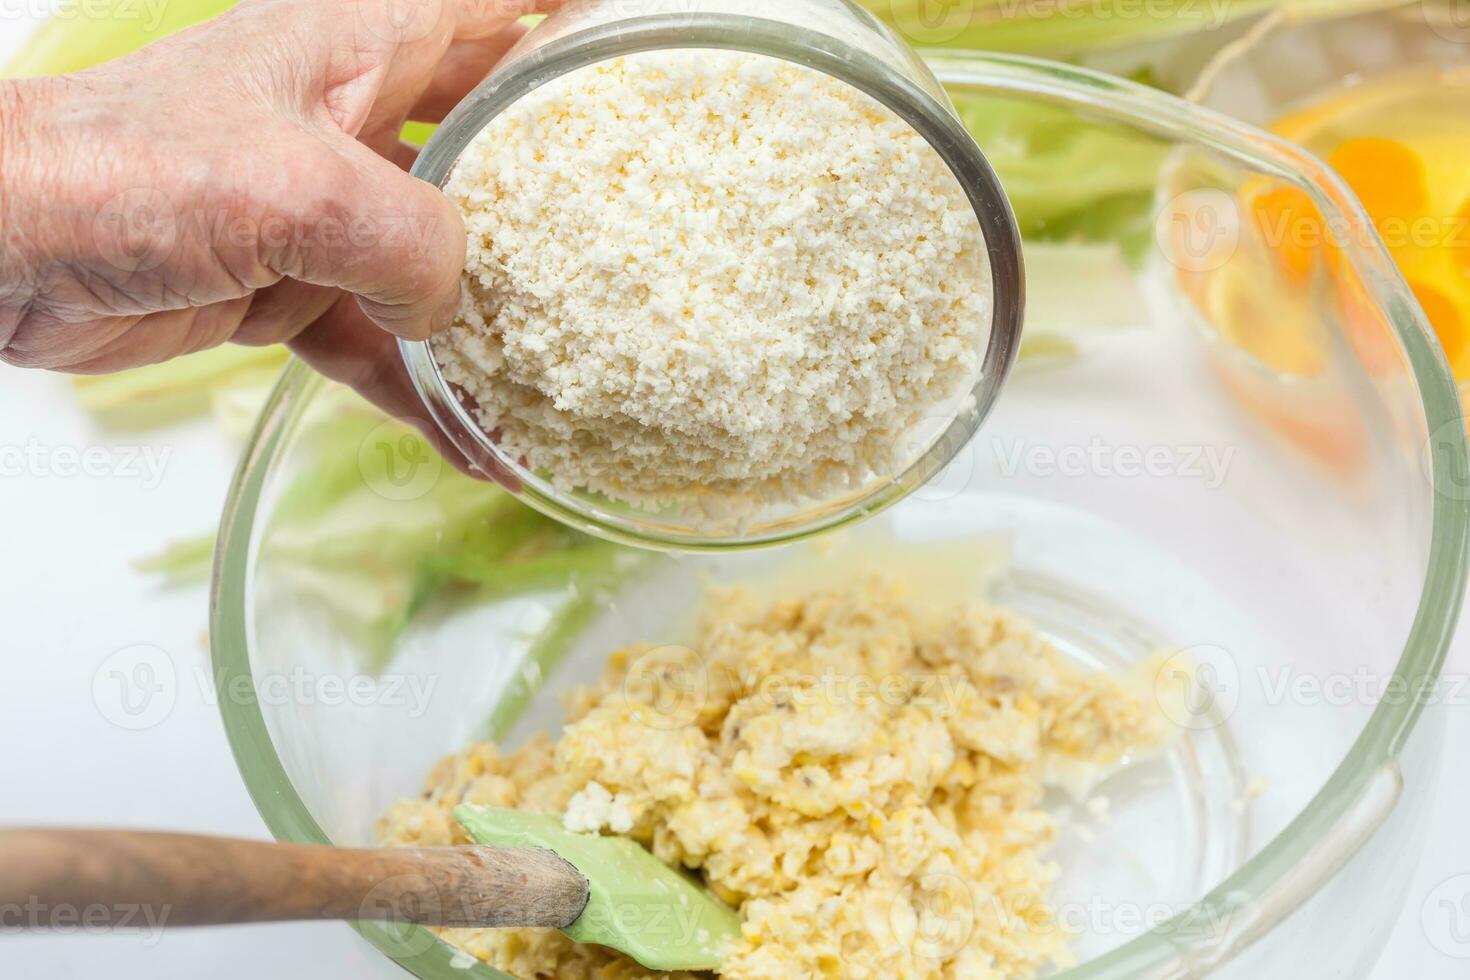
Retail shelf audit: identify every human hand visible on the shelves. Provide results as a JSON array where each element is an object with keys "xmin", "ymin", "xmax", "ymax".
[{"xmin": 0, "ymin": 0, "xmax": 551, "ymax": 459}]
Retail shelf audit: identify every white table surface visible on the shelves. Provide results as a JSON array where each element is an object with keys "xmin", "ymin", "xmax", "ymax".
[{"xmin": 2, "ymin": 10, "xmax": 1469, "ymax": 979}]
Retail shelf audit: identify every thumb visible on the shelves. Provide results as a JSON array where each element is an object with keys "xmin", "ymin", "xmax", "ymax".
[{"xmin": 263, "ymin": 131, "xmax": 465, "ymax": 340}]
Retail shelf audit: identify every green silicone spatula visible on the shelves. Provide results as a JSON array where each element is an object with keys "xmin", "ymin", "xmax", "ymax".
[
  {"xmin": 0, "ymin": 817, "xmax": 740, "ymax": 972},
  {"xmin": 454, "ymin": 804, "xmax": 741, "ymax": 971}
]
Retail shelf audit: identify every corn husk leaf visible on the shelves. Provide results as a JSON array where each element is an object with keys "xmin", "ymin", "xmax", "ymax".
[
  {"xmin": 70, "ymin": 345, "xmax": 290, "ymax": 431},
  {"xmin": 4, "ymin": 0, "xmax": 237, "ymax": 77}
]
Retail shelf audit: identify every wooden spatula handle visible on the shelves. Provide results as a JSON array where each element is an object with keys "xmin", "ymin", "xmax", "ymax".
[{"xmin": 0, "ymin": 829, "xmax": 588, "ymax": 930}]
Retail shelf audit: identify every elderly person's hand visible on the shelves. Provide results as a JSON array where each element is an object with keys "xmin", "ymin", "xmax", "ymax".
[{"xmin": 0, "ymin": 0, "xmax": 550, "ymax": 435}]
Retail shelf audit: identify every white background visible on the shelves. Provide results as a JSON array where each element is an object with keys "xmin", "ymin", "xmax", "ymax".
[{"xmin": 1, "ymin": 8, "xmax": 1469, "ymax": 979}]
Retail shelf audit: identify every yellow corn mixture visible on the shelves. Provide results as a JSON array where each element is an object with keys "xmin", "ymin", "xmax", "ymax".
[{"xmin": 377, "ymin": 577, "xmax": 1175, "ymax": 979}]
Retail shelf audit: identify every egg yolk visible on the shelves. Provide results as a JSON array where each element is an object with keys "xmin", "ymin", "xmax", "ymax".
[{"xmin": 1328, "ymin": 137, "xmax": 1430, "ymax": 224}]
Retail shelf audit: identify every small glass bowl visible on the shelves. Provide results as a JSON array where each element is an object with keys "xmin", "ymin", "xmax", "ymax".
[
  {"xmin": 398, "ymin": 0, "xmax": 1022, "ymax": 552},
  {"xmin": 1176, "ymin": 3, "xmax": 1470, "ymax": 473}
]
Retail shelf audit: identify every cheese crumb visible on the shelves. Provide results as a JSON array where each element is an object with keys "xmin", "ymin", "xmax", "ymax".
[
  {"xmin": 563, "ymin": 780, "xmax": 635, "ymax": 834},
  {"xmin": 435, "ymin": 50, "xmax": 991, "ymax": 512}
]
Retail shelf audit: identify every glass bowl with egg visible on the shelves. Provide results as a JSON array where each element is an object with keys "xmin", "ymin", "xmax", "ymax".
[{"xmin": 1183, "ymin": 2, "xmax": 1470, "ymax": 468}]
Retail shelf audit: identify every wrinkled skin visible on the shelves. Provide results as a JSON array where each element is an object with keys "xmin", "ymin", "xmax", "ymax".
[{"xmin": 0, "ymin": 0, "xmax": 555, "ymax": 471}]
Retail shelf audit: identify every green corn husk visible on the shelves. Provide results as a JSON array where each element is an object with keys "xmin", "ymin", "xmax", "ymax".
[
  {"xmin": 862, "ymin": 0, "xmax": 1409, "ymax": 57},
  {"xmin": 4, "ymin": 0, "xmax": 237, "ymax": 77},
  {"xmin": 70, "ymin": 344, "xmax": 289, "ymax": 430},
  {"xmin": 138, "ymin": 389, "xmax": 643, "ymax": 672},
  {"xmin": 257, "ymin": 394, "xmax": 624, "ymax": 669},
  {"xmin": 866, "ymin": 0, "xmax": 1267, "ymax": 56},
  {"xmin": 132, "ymin": 532, "xmax": 216, "ymax": 585}
]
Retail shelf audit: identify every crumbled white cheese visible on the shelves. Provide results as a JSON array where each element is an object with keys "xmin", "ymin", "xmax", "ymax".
[
  {"xmin": 436, "ymin": 50, "xmax": 991, "ymax": 513},
  {"xmin": 563, "ymin": 780, "xmax": 635, "ymax": 834}
]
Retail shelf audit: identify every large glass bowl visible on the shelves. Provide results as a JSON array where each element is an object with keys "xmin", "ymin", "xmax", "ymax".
[{"xmin": 211, "ymin": 52, "xmax": 1469, "ymax": 980}]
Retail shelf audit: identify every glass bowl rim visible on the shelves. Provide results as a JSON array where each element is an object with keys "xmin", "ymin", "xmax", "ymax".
[
  {"xmin": 396, "ymin": 11, "xmax": 1025, "ymax": 552},
  {"xmin": 210, "ymin": 50, "xmax": 1470, "ymax": 980}
]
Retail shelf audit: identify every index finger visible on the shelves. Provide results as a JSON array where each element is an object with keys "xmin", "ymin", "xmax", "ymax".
[{"xmin": 256, "ymin": 129, "xmax": 465, "ymax": 341}]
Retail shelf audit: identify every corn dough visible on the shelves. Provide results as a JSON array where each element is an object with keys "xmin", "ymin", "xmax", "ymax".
[{"xmin": 379, "ymin": 577, "xmax": 1174, "ymax": 979}]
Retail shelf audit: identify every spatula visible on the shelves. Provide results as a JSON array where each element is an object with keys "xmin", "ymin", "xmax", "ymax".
[{"xmin": 0, "ymin": 818, "xmax": 740, "ymax": 971}]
